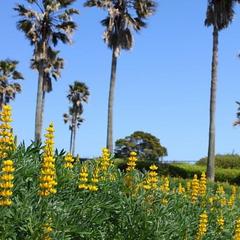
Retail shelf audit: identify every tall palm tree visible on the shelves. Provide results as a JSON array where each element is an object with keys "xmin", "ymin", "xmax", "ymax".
[
  {"xmin": 0, "ymin": 59, "xmax": 24, "ymax": 109},
  {"xmin": 205, "ymin": 0, "xmax": 236, "ymax": 181},
  {"xmin": 14, "ymin": 0, "xmax": 78, "ymax": 142},
  {"xmin": 84, "ymin": 0, "xmax": 156, "ymax": 153},
  {"xmin": 63, "ymin": 81, "xmax": 89, "ymax": 156}
]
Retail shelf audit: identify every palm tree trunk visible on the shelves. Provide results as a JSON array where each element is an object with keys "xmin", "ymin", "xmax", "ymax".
[
  {"xmin": 72, "ymin": 118, "xmax": 77, "ymax": 156},
  {"xmin": 207, "ymin": 26, "xmax": 218, "ymax": 181},
  {"xmin": 34, "ymin": 64, "xmax": 44, "ymax": 142},
  {"xmin": 69, "ymin": 127, "xmax": 73, "ymax": 154},
  {"xmin": 106, "ymin": 49, "xmax": 118, "ymax": 153}
]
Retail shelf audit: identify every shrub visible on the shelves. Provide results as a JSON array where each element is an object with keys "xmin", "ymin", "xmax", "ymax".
[
  {"xmin": 196, "ymin": 154, "xmax": 240, "ymax": 169},
  {"xmin": 114, "ymin": 159, "xmax": 240, "ymax": 184},
  {"xmin": 169, "ymin": 163, "xmax": 240, "ymax": 184}
]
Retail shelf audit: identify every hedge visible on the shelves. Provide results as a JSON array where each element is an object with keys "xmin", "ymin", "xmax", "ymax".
[
  {"xmin": 196, "ymin": 154, "xmax": 240, "ymax": 169},
  {"xmin": 113, "ymin": 159, "xmax": 240, "ymax": 184}
]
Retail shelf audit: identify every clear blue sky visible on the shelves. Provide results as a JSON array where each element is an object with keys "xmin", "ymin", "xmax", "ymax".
[{"xmin": 1, "ymin": 1, "xmax": 240, "ymax": 161}]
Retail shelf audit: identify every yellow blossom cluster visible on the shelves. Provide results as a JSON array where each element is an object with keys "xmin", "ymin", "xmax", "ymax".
[
  {"xmin": 143, "ymin": 164, "xmax": 158, "ymax": 190},
  {"xmin": 228, "ymin": 186, "xmax": 237, "ymax": 208},
  {"xmin": 160, "ymin": 177, "xmax": 170, "ymax": 192},
  {"xmin": 100, "ymin": 148, "xmax": 111, "ymax": 171},
  {"xmin": 215, "ymin": 185, "xmax": 227, "ymax": 206},
  {"xmin": 39, "ymin": 123, "xmax": 57, "ymax": 197},
  {"xmin": 89, "ymin": 166, "xmax": 99, "ymax": 191},
  {"xmin": 177, "ymin": 182, "xmax": 185, "ymax": 194},
  {"xmin": 64, "ymin": 153, "xmax": 74, "ymax": 169},
  {"xmin": 126, "ymin": 151, "xmax": 137, "ymax": 172},
  {"xmin": 0, "ymin": 159, "xmax": 14, "ymax": 206},
  {"xmin": 186, "ymin": 181, "xmax": 191, "ymax": 192},
  {"xmin": 78, "ymin": 164, "xmax": 98, "ymax": 192},
  {"xmin": 234, "ymin": 218, "xmax": 240, "ymax": 240},
  {"xmin": 199, "ymin": 172, "xmax": 206, "ymax": 196},
  {"xmin": 191, "ymin": 174, "xmax": 199, "ymax": 203},
  {"xmin": 217, "ymin": 214, "xmax": 224, "ymax": 230},
  {"xmin": 0, "ymin": 105, "xmax": 15, "ymax": 159},
  {"xmin": 79, "ymin": 164, "xmax": 88, "ymax": 190},
  {"xmin": 42, "ymin": 222, "xmax": 53, "ymax": 240},
  {"xmin": 196, "ymin": 211, "xmax": 208, "ymax": 240}
]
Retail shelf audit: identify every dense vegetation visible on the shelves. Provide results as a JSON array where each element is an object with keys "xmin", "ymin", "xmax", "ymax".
[{"xmin": 1, "ymin": 142, "xmax": 240, "ymax": 239}]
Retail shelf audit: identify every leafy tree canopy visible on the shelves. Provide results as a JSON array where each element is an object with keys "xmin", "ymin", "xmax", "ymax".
[{"xmin": 115, "ymin": 131, "xmax": 167, "ymax": 161}]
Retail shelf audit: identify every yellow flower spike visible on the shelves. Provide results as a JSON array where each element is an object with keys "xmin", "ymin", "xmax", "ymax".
[
  {"xmin": 0, "ymin": 159, "xmax": 15, "ymax": 206},
  {"xmin": 195, "ymin": 211, "xmax": 208, "ymax": 240},
  {"xmin": 64, "ymin": 153, "xmax": 74, "ymax": 169},
  {"xmin": 191, "ymin": 174, "xmax": 199, "ymax": 203},
  {"xmin": 234, "ymin": 218, "xmax": 240, "ymax": 240},
  {"xmin": 39, "ymin": 123, "xmax": 57, "ymax": 197},
  {"xmin": 126, "ymin": 151, "xmax": 138, "ymax": 172},
  {"xmin": 217, "ymin": 215, "xmax": 224, "ymax": 230},
  {"xmin": 199, "ymin": 172, "xmax": 206, "ymax": 196},
  {"xmin": 0, "ymin": 105, "xmax": 15, "ymax": 159},
  {"xmin": 100, "ymin": 148, "xmax": 111, "ymax": 172},
  {"xmin": 178, "ymin": 183, "xmax": 185, "ymax": 194}
]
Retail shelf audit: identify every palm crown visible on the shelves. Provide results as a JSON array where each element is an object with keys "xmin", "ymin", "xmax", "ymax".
[
  {"xmin": 0, "ymin": 60, "xmax": 24, "ymax": 108},
  {"xmin": 15, "ymin": 0, "xmax": 78, "ymax": 90},
  {"xmin": 64, "ymin": 81, "xmax": 90, "ymax": 129},
  {"xmin": 85, "ymin": 0, "xmax": 156, "ymax": 56},
  {"xmin": 205, "ymin": 0, "xmax": 236, "ymax": 29}
]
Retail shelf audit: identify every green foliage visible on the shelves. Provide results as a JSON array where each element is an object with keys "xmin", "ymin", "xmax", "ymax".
[
  {"xmin": 169, "ymin": 163, "xmax": 240, "ymax": 184},
  {"xmin": 196, "ymin": 154, "xmax": 240, "ymax": 169},
  {"xmin": 114, "ymin": 131, "xmax": 167, "ymax": 161},
  {"xmin": 114, "ymin": 159, "xmax": 240, "ymax": 184},
  {"xmin": 2, "ymin": 145, "xmax": 240, "ymax": 239}
]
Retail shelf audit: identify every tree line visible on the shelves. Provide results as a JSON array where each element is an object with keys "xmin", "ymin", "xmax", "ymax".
[{"xmin": 1, "ymin": 0, "xmax": 240, "ymax": 181}]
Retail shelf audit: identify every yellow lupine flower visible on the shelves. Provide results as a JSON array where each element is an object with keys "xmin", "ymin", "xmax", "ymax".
[
  {"xmin": 177, "ymin": 183, "xmax": 185, "ymax": 194},
  {"xmin": 39, "ymin": 123, "xmax": 57, "ymax": 197},
  {"xmin": 199, "ymin": 172, "xmax": 206, "ymax": 196},
  {"xmin": 191, "ymin": 174, "xmax": 199, "ymax": 203},
  {"xmin": 64, "ymin": 153, "xmax": 74, "ymax": 169},
  {"xmin": 196, "ymin": 211, "xmax": 208, "ymax": 240},
  {"xmin": 217, "ymin": 215, "xmax": 224, "ymax": 230},
  {"xmin": 160, "ymin": 177, "xmax": 170, "ymax": 192},
  {"xmin": 0, "ymin": 159, "xmax": 14, "ymax": 206},
  {"xmin": 234, "ymin": 218, "xmax": 240, "ymax": 240},
  {"xmin": 126, "ymin": 151, "xmax": 137, "ymax": 172},
  {"xmin": 0, "ymin": 105, "xmax": 15, "ymax": 159}
]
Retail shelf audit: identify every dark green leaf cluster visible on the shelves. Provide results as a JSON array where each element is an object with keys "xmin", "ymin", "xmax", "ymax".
[
  {"xmin": 85, "ymin": 0, "xmax": 156, "ymax": 56},
  {"xmin": 0, "ymin": 59, "xmax": 23, "ymax": 107},
  {"xmin": 205, "ymin": 0, "xmax": 237, "ymax": 30},
  {"xmin": 63, "ymin": 81, "xmax": 90, "ymax": 130},
  {"xmin": 14, "ymin": 0, "xmax": 79, "ymax": 92},
  {"xmin": 115, "ymin": 131, "xmax": 167, "ymax": 161}
]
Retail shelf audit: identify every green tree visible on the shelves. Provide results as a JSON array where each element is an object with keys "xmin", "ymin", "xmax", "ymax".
[
  {"xmin": 15, "ymin": 0, "xmax": 79, "ymax": 142},
  {"xmin": 115, "ymin": 131, "xmax": 167, "ymax": 161},
  {"xmin": 63, "ymin": 81, "xmax": 90, "ymax": 156},
  {"xmin": 0, "ymin": 59, "xmax": 24, "ymax": 109},
  {"xmin": 84, "ymin": 0, "xmax": 156, "ymax": 153},
  {"xmin": 205, "ymin": 0, "xmax": 236, "ymax": 181}
]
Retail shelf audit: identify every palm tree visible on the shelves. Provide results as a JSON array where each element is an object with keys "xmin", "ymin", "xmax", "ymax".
[
  {"xmin": 84, "ymin": 0, "xmax": 156, "ymax": 153},
  {"xmin": 0, "ymin": 59, "xmax": 24, "ymax": 109},
  {"xmin": 63, "ymin": 81, "xmax": 89, "ymax": 156},
  {"xmin": 14, "ymin": 0, "xmax": 79, "ymax": 142},
  {"xmin": 233, "ymin": 101, "xmax": 240, "ymax": 126},
  {"xmin": 205, "ymin": 0, "xmax": 236, "ymax": 181}
]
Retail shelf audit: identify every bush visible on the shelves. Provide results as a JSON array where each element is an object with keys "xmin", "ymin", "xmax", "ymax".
[
  {"xmin": 114, "ymin": 159, "xmax": 240, "ymax": 184},
  {"xmin": 113, "ymin": 158, "xmax": 171, "ymax": 175},
  {"xmin": 169, "ymin": 163, "xmax": 240, "ymax": 184},
  {"xmin": 196, "ymin": 154, "xmax": 240, "ymax": 169}
]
